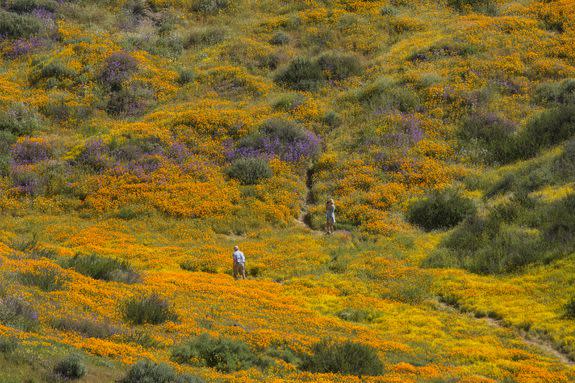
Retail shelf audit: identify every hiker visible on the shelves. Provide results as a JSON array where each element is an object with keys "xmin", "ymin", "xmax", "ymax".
[
  {"xmin": 232, "ymin": 245, "xmax": 246, "ymax": 280},
  {"xmin": 326, "ymin": 199, "xmax": 336, "ymax": 234}
]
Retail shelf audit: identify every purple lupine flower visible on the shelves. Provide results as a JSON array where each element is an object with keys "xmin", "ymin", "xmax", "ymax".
[
  {"xmin": 4, "ymin": 37, "xmax": 44, "ymax": 58},
  {"xmin": 228, "ymin": 120, "xmax": 321, "ymax": 163},
  {"xmin": 74, "ymin": 139, "xmax": 111, "ymax": 172},
  {"xmin": 99, "ymin": 52, "xmax": 138, "ymax": 89},
  {"xmin": 11, "ymin": 139, "xmax": 51, "ymax": 165},
  {"xmin": 167, "ymin": 141, "xmax": 190, "ymax": 165},
  {"xmin": 11, "ymin": 166, "xmax": 43, "ymax": 195}
]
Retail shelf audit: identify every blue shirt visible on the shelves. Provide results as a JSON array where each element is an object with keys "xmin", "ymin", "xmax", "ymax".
[{"xmin": 233, "ymin": 250, "xmax": 245, "ymax": 264}]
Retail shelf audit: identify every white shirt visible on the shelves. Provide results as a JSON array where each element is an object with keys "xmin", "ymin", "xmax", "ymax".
[{"xmin": 233, "ymin": 250, "xmax": 245, "ymax": 264}]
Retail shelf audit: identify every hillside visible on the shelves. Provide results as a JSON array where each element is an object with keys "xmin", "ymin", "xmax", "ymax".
[{"xmin": 0, "ymin": 0, "xmax": 575, "ymax": 382}]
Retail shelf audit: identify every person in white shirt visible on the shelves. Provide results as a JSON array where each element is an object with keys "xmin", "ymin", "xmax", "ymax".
[{"xmin": 232, "ymin": 245, "xmax": 246, "ymax": 280}]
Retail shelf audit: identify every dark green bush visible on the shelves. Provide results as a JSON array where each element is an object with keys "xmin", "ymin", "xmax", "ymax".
[
  {"xmin": 317, "ymin": 52, "xmax": 362, "ymax": 81},
  {"xmin": 407, "ymin": 189, "xmax": 476, "ymax": 231},
  {"xmin": 355, "ymin": 78, "xmax": 420, "ymax": 113},
  {"xmin": 172, "ymin": 333, "xmax": 269, "ymax": 372},
  {"xmin": 51, "ymin": 316, "xmax": 118, "ymax": 339},
  {"xmin": 66, "ymin": 253, "xmax": 140, "ymax": 284},
  {"xmin": 514, "ymin": 105, "xmax": 575, "ymax": 159},
  {"xmin": 0, "ymin": 336, "xmax": 19, "ymax": 353},
  {"xmin": 323, "ymin": 111, "xmax": 342, "ymax": 128},
  {"xmin": 18, "ymin": 268, "xmax": 67, "ymax": 291},
  {"xmin": 0, "ymin": 10, "xmax": 41, "ymax": 38},
  {"xmin": 120, "ymin": 359, "xmax": 205, "ymax": 383},
  {"xmin": 121, "ymin": 293, "xmax": 178, "ymax": 325},
  {"xmin": 301, "ymin": 339, "xmax": 384, "ymax": 376},
  {"xmin": 534, "ymin": 79, "xmax": 575, "ymax": 106},
  {"xmin": 226, "ymin": 157, "xmax": 272, "ymax": 185},
  {"xmin": 29, "ymin": 59, "xmax": 76, "ymax": 86},
  {"xmin": 272, "ymin": 93, "xmax": 305, "ymax": 111},
  {"xmin": 274, "ymin": 57, "xmax": 324, "ymax": 91},
  {"xmin": 565, "ymin": 297, "xmax": 575, "ymax": 319},
  {"xmin": 177, "ymin": 68, "xmax": 195, "ymax": 85},
  {"xmin": 5, "ymin": 0, "xmax": 58, "ymax": 13},
  {"xmin": 447, "ymin": 0, "xmax": 496, "ymax": 14},
  {"xmin": 191, "ymin": 0, "xmax": 230, "ymax": 14},
  {"xmin": 53, "ymin": 354, "xmax": 86, "ymax": 380},
  {"xmin": 0, "ymin": 104, "xmax": 42, "ymax": 136},
  {"xmin": 185, "ymin": 26, "xmax": 227, "ymax": 47},
  {"xmin": 457, "ymin": 112, "xmax": 516, "ymax": 163},
  {"xmin": 270, "ymin": 31, "xmax": 290, "ymax": 45}
]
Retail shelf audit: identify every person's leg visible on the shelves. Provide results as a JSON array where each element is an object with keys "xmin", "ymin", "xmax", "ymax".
[
  {"xmin": 233, "ymin": 262, "xmax": 238, "ymax": 279},
  {"xmin": 241, "ymin": 263, "xmax": 246, "ymax": 279}
]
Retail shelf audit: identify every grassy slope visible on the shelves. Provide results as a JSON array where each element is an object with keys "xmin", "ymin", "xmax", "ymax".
[{"xmin": 0, "ymin": 0, "xmax": 575, "ymax": 382}]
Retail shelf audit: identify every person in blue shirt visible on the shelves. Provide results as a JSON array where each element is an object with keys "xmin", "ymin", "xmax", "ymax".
[
  {"xmin": 232, "ymin": 245, "xmax": 246, "ymax": 280},
  {"xmin": 326, "ymin": 199, "xmax": 336, "ymax": 234}
]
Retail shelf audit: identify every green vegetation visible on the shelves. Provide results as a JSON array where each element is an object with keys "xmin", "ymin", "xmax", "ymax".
[
  {"xmin": 53, "ymin": 354, "xmax": 86, "ymax": 380},
  {"xmin": 120, "ymin": 359, "xmax": 205, "ymax": 383},
  {"xmin": 121, "ymin": 294, "xmax": 178, "ymax": 325},
  {"xmin": 407, "ymin": 189, "xmax": 476, "ymax": 231},
  {"xmin": 65, "ymin": 253, "xmax": 140, "ymax": 284},
  {"xmin": 301, "ymin": 339, "xmax": 384, "ymax": 376},
  {"xmin": 172, "ymin": 334, "xmax": 268, "ymax": 372},
  {"xmin": 226, "ymin": 157, "xmax": 273, "ymax": 185}
]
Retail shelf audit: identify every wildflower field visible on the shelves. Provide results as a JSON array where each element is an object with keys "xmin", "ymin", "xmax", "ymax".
[{"xmin": 1, "ymin": 0, "xmax": 575, "ymax": 381}]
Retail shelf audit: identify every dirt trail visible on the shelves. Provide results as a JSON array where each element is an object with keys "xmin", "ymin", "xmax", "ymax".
[{"xmin": 437, "ymin": 300, "xmax": 574, "ymax": 366}]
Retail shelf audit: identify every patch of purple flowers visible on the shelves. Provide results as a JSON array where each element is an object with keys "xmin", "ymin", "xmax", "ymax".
[
  {"xmin": 74, "ymin": 139, "xmax": 112, "ymax": 172},
  {"xmin": 227, "ymin": 119, "xmax": 321, "ymax": 163},
  {"xmin": 100, "ymin": 52, "xmax": 139, "ymax": 89},
  {"xmin": 11, "ymin": 166, "xmax": 43, "ymax": 195},
  {"xmin": 10, "ymin": 139, "xmax": 51, "ymax": 165},
  {"xmin": 4, "ymin": 37, "xmax": 45, "ymax": 58}
]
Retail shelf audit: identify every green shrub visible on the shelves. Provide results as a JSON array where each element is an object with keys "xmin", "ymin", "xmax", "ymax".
[
  {"xmin": 274, "ymin": 57, "xmax": 324, "ymax": 91},
  {"xmin": 323, "ymin": 111, "xmax": 341, "ymax": 128},
  {"xmin": 191, "ymin": 0, "xmax": 230, "ymax": 14},
  {"xmin": 5, "ymin": 0, "xmax": 58, "ymax": 13},
  {"xmin": 272, "ymin": 93, "xmax": 305, "ymax": 111},
  {"xmin": 354, "ymin": 77, "xmax": 420, "ymax": 113},
  {"xmin": 407, "ymin": 189, "xmax": 476, "ymax": 231},
  {"xmin": 18, "ymin": 268, "xmax": 67, "ymax": 291},
  {"xmin": 447, "ymin": 0, "xmax": 496, "ymax": 14},
  {"xmin": 301, "ymin": 339, "xmax": 384, "ymax": 376},
  {"xmin": 534, "ymin": 79, "xmax": 575, "ymax": 106},
  {"xmin": 29, "ymin": 59, "xmax": 76, "ymax": 86},
  {"xmin": 121, "ymin": 293, "xmax": 178, "ymax": 325},
  {"xmin": 53, "ymin": 354, "xmax": 86, "ymax": 380},
  {"xmin": 120, "ymin": 359, "xmax": 205, "ymax": 383},
  {"xmin": 65, "ymin": 253, "xmax": 140, "ymax": 284},
  {"xmin": 185, "ymin": 26, "xmax": 227, "ymax": 47},
  {"xmin": 177, "ymin": 68, "xmax": 195, "ymax": 85},
  {"xmin": 226, "ymin": 157, "xmax": 273, "ymax": 185},
  {"xmin": 457, "ymin": 112, "xmax": 516, "ymax": 163},
  {"xmin": 0, "ymin": 336, "xmax": 19, "ymax": 353},
  {"xmin": 515, "ymin": 105, "xmax": 575, "ymax": 159},
  {"xmin": 317, "ymin": 52, "xmax": 362, "ymax": 81},
  {"xmin": 270, "ymin": 31, "xmax": 290, "ymax": 45},
  {"xmin": 51, "ymin": 316, "xmax": 118, "ymax": 339},
  {"xmin": 336, "ymin": 308, "xmax": 378, "ymax": 323},
  {"xmin": 0, "ymin": 104, "xmax": 42, "ymax": 136},
  {"xmin": 565, "ymin": 297, "xmax": 575, "ymax": 319},
  {"xmin": 0, "ymin": 10, "xmax": 41, "ymax": 38},
  {"xmin": 172, "ymin": 333, "xmax": 269, "ymax": 372}
]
